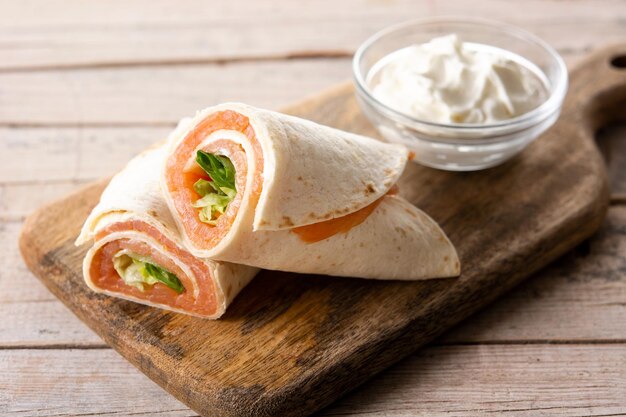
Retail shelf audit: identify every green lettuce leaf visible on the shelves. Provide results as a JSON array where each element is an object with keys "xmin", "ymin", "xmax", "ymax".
[
  {"xmin": 192, "ymin": 190, "xmax": 234, "ymax": 225},
  {"xmin": 193, "ymin": 151, "xmax": 237, "ymax": 224},
  {"xmin": 113, "ymin": 254, "xmax": 184, "ymax": 294}
]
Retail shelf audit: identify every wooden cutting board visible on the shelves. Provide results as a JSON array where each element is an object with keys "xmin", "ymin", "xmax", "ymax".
[{"xmin": 20, "ymin": 45, "xmax": 625, "ymax": 417}]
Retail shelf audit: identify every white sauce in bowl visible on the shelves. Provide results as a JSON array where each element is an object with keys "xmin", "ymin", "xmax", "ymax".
[{"xmin": 368, "ymin": 34, "xmax": 549, "ymax": 124}]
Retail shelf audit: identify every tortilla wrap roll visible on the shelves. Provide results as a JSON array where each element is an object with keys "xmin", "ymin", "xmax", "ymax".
[
  {"xmin": 76, "ymin": 145, "xmax": 259, "ymax": 318},
  {"xmin": 163, "ymin": 103, "xmax": 460, "ymax": 280}
]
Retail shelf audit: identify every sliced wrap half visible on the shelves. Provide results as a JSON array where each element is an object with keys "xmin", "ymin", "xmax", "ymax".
[
  {"xmin": 76, "ymin": 145, "xmax": 259, "ymax": 318},
  {"xmin": 163, "ymin": 103, "xmax": 460, "ymax": 280}
]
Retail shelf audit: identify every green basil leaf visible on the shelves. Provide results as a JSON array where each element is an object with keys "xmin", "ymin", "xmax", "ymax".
[
  {"xmin": 193, "ymin": 151, "xmax": 237, "ymax": 224},
  {"xmin": 195, "ymin": 150, "xmax": 237, "ymax": 192},
  {"xmin": 144, "ymin": 263, "xmax": 185, "ymax": 294},
  {"xmin": 113, "ymin": 254, "xmax": 184, "ymax": 294}
]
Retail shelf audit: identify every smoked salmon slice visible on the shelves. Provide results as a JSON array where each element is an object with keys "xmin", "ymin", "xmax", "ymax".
[
  {"xmin": 162, "ymin": 104, "xmax": 460, "ymax": 280},
  {"xmin": 77, "ymin": 146, "xmax": 258, "ymax": 318}
]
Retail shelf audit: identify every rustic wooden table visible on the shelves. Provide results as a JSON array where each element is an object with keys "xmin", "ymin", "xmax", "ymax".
[{"xmin": 2, "ymin": 1, "xmax": 626, "ymax": 416}]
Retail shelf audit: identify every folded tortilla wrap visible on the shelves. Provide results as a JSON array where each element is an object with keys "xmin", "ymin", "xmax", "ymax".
[
  {"xmin": 162, "ymin": 103, "xmax": 460, "ymax": 280},
  {"xmin": 76, "ymin": 145, "xmax": 259, "ymax": 318}
]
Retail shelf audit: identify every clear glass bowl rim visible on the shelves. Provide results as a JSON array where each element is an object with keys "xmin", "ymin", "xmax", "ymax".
[{"xmin": 352, "ymin": 16, "xmax": 569, "ymax": 133}]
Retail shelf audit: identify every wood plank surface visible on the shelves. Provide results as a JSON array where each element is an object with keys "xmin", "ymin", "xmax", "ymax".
[
  {"xmin": 4, "ymin": 204, "xmax": 626, "ymax": 349},
  {"xmin": 321, "ymin": 344, "xmax": 626, "ymax": 417},
  {"xmin": 1, "ymin": 183, "xmax": 90, "ymax": 222},
  {"xmin": 0, "ymin": 222, "xmax": 100, "ymax": 347},
  {"xmin": 4, "ymin": 204, "xmax": 626, "ymax": 348},
  {"xmin": 18, "ymin": 45, "xmax": 618, "ymax": 416},
  {"xmin": 441, "ymin": 205, "xmax": 626, "ymax": 344},
  {"xmin": 0, "ymin": 0, "xmax": 624, "ymax": 70},
  {"xmin": 0, "ymin": 122, "xmax": 622, "ymax": 221},
  {"xmin": 0, "ymin": 126, "xmax": 170, "ymax": 183},
  {"xmin": 0, "ymin": 60, "xmax": 350, "ymax": 125},
  {"xmin": 0, "ymin": 349, "xmax": 191, "ymax": 417},
  {"xmin": 3, "ymin": 344, "xmax": 626, "ymax": 417},
  {"xmin": 4, "ymin": 1, "xmax": 626, "ymax": 416},
  {"xmin": 599, "ymin": 124, "xmax": 626, "ymax": 202}
]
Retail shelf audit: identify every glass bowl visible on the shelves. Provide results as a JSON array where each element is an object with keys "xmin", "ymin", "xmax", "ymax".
[{"xmin": 352, "ymin": 17, "xmax": 568, "ymax": 171}]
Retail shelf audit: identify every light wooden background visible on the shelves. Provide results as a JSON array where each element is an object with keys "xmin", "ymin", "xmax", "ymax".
[{"xmin": 2, "ymin": 1, "xmax": 626, "ymax": 416}]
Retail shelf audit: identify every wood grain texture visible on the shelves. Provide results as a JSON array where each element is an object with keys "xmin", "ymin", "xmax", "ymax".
[
  {"xmin": 18, "ymin": 45, "xmax": 622, "ymax": 417},
  {"xmin": 0, "ymin": 349, "xmax": 192, "ymax": 417},
  {"xmin": 440, "ymin": 205, "xmax": 626, "ymax": 344},
  {"xmin": 0, "ymin": 0, "xmax": 624, "ymax": 70},
  {"xmin": 3, "ymin": 214, "xmax": 626, "ymax": 415},
  {"xmin": 3, "ymin": 344, "xmax": 626, "ymax": 417},
  {"xmin": 0, "ymin": 126, "xmax": 171, "ymax": 183},
  {"xmin": 0, "ymin": 121, "xmax": 622, "ymax": 221},
  {"xmin": 1, "ymin": 183, "xmax": 90, "ymax": 222},
  {"xmin": 0, "ymin": 59, "xmax": 350, "ymax": 126},
  {"xmin": 598, "ymin": 124, "xmax": 626, "ymax": 202},
  {"xmin": 4, "ymin": 1, "xmax": 626, "ymax": 416},
  {"xmin": 320, "ymin": 344, "xmax": 626, "ymax": 417},
  {"xmin": 0, "ymin": 222, "xmax": 104, "ymax": 347},
  {"xmin": 4, "ymin": 205, "xmax": 626, "ymax": 348}
]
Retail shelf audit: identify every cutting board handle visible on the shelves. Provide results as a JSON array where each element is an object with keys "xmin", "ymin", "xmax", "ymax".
[{"xmin": 563, "ymin": 43, "xmax": 626, "ymax": 132}]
